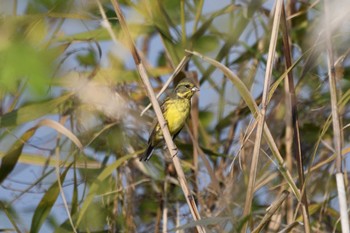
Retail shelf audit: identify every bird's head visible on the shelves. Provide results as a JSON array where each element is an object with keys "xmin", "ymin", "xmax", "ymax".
[{"xmin": 175, "ymin": 78, "xmax": 199, "ymax": 99}]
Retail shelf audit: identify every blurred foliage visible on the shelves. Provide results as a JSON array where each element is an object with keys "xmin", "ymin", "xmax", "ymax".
[{"xmin": 0, "ymin": 0, "xmax": 349, "ymax": 232}]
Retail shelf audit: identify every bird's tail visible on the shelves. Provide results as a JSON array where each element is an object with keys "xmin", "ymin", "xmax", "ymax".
[{"xmin": 139, "ymin": 144, "xmax": 154, "ymax": 161}]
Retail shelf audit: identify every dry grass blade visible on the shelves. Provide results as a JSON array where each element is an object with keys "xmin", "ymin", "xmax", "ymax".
[
  {"xmin": 53, "ymin": 116, "xmax": 77, "ymax": 233},
  {"xmin": 252, "ymin": 190, "xmax": 289, "ymax": 233},
  {"xmin": 323, "ymin": 0, "xmax": 343, "ymax": 177},
  {"xmin": 109, "ymin": 1, "xmax": 205, "ymax": 232}
]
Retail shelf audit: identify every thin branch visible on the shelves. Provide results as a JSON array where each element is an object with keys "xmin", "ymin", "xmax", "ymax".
[
  {"xmin": 281, "ymin": 3, "xmax": 310, "ymax": 232},
  {"xmin": 252, "ymin": 190, "xmax": 289, "ymax": 233},
  {"xmin": 55, "ymin": 116, "xmax": 77, "ymax": 233},
  {"xmin": 277, "ymin": 221, "xmax": 303, "ymax": 233}
]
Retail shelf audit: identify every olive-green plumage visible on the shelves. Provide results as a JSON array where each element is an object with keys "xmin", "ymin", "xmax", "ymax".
[{"xmin": 140, "ymin": 78, "xmax": 199, "ymax": 161}]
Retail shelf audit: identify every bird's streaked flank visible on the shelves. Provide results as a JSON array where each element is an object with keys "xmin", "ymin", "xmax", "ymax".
[{"xmin": 140, "ymin": 78, "xmax": 199, "ymax": 161}]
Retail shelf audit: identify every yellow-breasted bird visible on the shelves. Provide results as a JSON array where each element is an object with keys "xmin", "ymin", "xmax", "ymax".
[{"xmin": 140, "ymin": 78, "xmax": 199, "ymax": 161}]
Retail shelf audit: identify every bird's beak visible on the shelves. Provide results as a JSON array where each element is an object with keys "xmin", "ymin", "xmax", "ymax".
[{"xmin": 192, "ymin": 87, "xmax": 200, "ymax": 92}]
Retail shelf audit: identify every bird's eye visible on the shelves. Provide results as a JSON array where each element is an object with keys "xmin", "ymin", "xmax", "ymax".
[{"xmin": 185, "ymin": 84, "xmax": 191, "ymax": 88}]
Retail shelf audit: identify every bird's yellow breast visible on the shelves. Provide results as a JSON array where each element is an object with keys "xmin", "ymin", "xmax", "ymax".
[{"xmin": 163, "ymin": 98, "xmax": 190, "ymax": 135}]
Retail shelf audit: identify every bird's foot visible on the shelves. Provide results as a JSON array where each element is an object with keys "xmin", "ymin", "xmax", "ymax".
[
  {"xmin": 161, "ymin": 121, "xmax": 168, "ymax": 129},
  {"xmin": 171, "ymin": 147, "xmax": 178, "ymax": 157}
]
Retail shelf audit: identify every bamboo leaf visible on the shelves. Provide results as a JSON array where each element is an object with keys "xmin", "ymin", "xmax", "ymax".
[
  {"xmin": 37, "ymin": 119, "xmax": 83, "ymax": 150},
  {"xmin": 0, "ymin": 152, "xmax": 100, "ymax": 169},
  {"xmin": 0, "ymin": 128, "xmax": 36, "ymax": 184}
]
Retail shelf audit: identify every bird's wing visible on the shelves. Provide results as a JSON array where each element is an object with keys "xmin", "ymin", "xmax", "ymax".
[
  {"xmin": 146, "ymin": 97, "xmax": 171, "ymax": 145},
  {"xmin": 146, "ymin": 97, "xmax": 169, "ymax": 139},
  {"xmin": 160, "ymin": 96, "xmax": 171, "ymax": 113}
]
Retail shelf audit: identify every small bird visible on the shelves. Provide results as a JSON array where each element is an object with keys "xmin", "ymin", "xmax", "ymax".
[{"xmin": 140, "ymin": 78, "xmax": 199, "ymax": 161}]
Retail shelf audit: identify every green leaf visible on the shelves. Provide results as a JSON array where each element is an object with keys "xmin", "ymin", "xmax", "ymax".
[
  {"xmin": 30, "ymin": 163, "xmax": 72, "ymax": 233},
  {"xmin": 0, "ymin": 152, "xmax": 100, "ymax": 169},
  {"xmin": 0, "ymin": 42, "xmax": 54, "ymax": 95},
  {"xmin": 71, "ymin": 167, "xmax": 78, "ymax": 216},
  {"xmin": 0, "ymin": 128, "xmax": 36, "ymax": 184},
  {"xmin": 0, "ymin": 93, "xmax": 72, "ymax": 128}
]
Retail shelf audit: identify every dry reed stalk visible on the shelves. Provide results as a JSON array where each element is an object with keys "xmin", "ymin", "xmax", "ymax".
[
  {"xmin": 281, "ymin": 3, "xmax": 310, "ymax": 232},
  {"xmin": 324, "ymin": 0, "xmax": 350, "ymax": 232},
  {"xmin": 242, "ymin": 1, "xmax": 283, "ymax": 232}
]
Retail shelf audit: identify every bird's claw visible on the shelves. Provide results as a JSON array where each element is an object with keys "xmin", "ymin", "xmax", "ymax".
[
  {"xmin": 172, "ymin": 147, "xmax": 178, "ymax": 157},
  {"xmin": 161, "ymin": 121, "xmax": 168, "ymax": 129}
]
